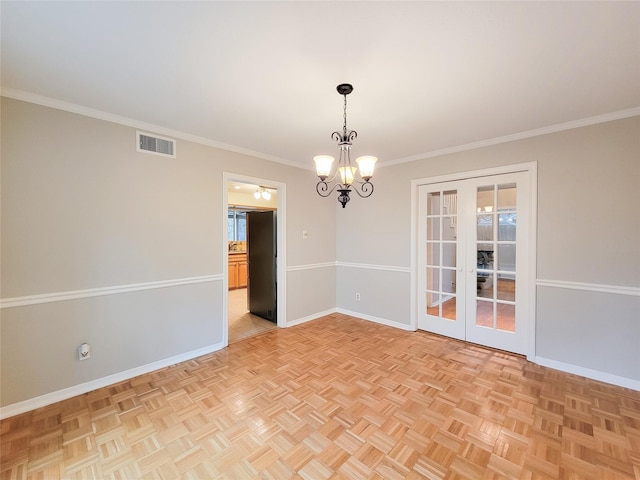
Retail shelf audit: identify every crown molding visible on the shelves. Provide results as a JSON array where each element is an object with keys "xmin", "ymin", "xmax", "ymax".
[
  {"xmin": 379, "ymin": 107, "xmax": 640, "ymax": 168},
  {"xmin": 0, "ymin": 88, "xmax": 308, "ymax": 171},
  {"xmin": 3, "ymin": 87, "xmax": 636, "ymax": 171}
]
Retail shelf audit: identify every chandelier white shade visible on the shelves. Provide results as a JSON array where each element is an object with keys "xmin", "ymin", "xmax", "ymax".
[
  {"xmin": 314, "ymin": 84, "xmax": 377, "ymax": 208},
  {"xmin": 313, "ymin": 155, "xmax": 334, "ymax": 180},
  {"xmin": 355, "ymin": 156, "xmax": 377, "ymax": 180}
]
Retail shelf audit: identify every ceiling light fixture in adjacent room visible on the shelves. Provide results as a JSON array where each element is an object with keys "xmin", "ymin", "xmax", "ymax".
[
  {"xmin": 254, "ymin": 186, "xmax": 272, "ymax": 201},
  {"xmin": 314, "ymin": 84, "xmax": 377, "ymax": 208}
]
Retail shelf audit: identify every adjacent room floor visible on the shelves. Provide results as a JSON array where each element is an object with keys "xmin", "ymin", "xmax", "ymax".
[
  {"xmin": 228, "ymin": 287, "xmax": 276, "ymax": 344},
  {"xmin": 2, "ymin": 314, "xmax": 639, "ymax": 479}
]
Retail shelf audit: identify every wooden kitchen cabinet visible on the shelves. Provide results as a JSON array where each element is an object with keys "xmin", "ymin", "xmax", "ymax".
[{"xmin": 228, "ymin": 253, "xmax": 247, "ymax": 289}]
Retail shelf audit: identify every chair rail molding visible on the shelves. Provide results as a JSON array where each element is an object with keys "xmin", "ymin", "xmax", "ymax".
[
  {"xmin": 0, "ymin": 275, "xmax": 222, "ymax": 309},
  {"xmin": 536, "ymin": 279, "xmax": 640, "ymax": 296}
]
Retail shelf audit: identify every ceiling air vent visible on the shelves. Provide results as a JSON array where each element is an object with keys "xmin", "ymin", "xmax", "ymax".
[{"xmin": 136, "ymin": 131, "xmax": 176, "ymax": 158}]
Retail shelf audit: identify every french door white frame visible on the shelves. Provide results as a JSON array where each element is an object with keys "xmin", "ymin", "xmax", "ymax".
[{"xmin": 410, "ymin": 162, "xmax": 537, "ymax": 361}]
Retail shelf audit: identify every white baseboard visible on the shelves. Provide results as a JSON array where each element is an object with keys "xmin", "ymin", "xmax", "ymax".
[
  {"xmin": 535, "ymin": 356, "xmax": 640, "ymax": 392},
  {"xmin": 0, "ymin": 342, "xmax": 225, "ymax": 420},
  {"xmin": 286, "ymin": 308, "xmax": 338, "ymax": 328},
  {"xmin": 336, "ymin": 308, "xmax": 415, "ymax": 331},
  {"xmin": 286, "ymin": 308, "xmax": 415, "ymax": 333}
]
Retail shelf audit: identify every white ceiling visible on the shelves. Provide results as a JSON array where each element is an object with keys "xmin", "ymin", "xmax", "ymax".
[{"xmin": 2, "ymin": 1, "xmax": 638, "ymax": 170}]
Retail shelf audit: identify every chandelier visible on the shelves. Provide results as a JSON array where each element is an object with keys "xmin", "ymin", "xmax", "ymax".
[{"xmin": 314, "ymin": 84, "xmax": 377, "ymax": 208}]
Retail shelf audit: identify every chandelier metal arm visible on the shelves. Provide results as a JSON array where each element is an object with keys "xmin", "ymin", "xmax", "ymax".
[
  {"xmin": 351, "ymin": 181, "xmax": 374, "ymax": 198},
  {"xmin": 315, "ymin": 180, "xmax": 341, "ymax": 197},
  {"xmin": 332, "ymin": 130, "xmax": 357, "ymax": 145}
]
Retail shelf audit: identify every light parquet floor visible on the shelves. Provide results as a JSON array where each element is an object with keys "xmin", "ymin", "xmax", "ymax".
[{"xmin": 2, "ymin": 314, "xmax": 639, "ymax": 479}]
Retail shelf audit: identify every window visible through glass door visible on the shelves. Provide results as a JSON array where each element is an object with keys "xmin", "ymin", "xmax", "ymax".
[{"xmin": 228, "ymin": 209, "xmax": 247, "ymax": 241}]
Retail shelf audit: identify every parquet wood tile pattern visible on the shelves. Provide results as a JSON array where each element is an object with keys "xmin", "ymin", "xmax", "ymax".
[{"xmin": 2, "ymin": 314, "xmax": 639, "ymax": 479}]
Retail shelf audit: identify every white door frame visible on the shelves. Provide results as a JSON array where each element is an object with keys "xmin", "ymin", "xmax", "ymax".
[
  {"xmin": 411, "ymin": 162, "xmax": 537, "ymax": 360},
  {"xmin": 222, "ymin": 172, "xmax": 287, "ymax": 347}
]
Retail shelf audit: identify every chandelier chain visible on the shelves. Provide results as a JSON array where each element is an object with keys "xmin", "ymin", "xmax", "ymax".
[{"xmin": 342, "ymin": 94, "xmax": 348, "ymax": 136}]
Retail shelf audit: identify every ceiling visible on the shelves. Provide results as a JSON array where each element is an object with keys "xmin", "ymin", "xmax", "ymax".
[
  {"xmin": 2, "ymin": 1, "xmax": 638, "ymax": 170},
  {"xmin": 228, "ymin": 181, "xmax": 275, "ymax": 195}
]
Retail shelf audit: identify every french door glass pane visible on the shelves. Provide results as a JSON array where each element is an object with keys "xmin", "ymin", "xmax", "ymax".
[
  {"xmin": 497, "ymin": 274, "xmax": 516, "ymax": 301},
  {"xmin": 477, "ymin": 214, "xmax": 494, "ymax": 241},
  {"xmin": 426, "ymin": 243, "xmax": 440, "ymax": 266},
  {"xmin": 426, "ymin": 267, "xmax": 440, "ymax": 291},
  {"xmin": 442, "ymin": 269, "xmax": 456, "ymax": 294},
  {"xmin": 477, "ymin": 248, "xmax": 494, "ymax": 272},
  {"xmin": 497, "ymin": 244, "xmax": 516, "ymax": 272},
  {"xmin": 442, "ymin": 243, "xmax": 456, "ymax": 267},
  {"xmin": 442, "ymin": 297, "xmax": 456, "ymax": 320},
  {"xmin": 498, "ymin": 183, "xmax": 517, "ymax": 209},
  {"xmin": 426, "ymin": 293, "xmax": 439, "ymax": 316},
  {"xmin": 443, "ymin": 190, "xmax": 457, "ymax": 214},
  {"xmin": 497, "ymin": 303, "xmax": 516, "ymax": 332},
  {"xmin": 498, "ymin": 213, "xmax": 516, "ymax": 240},
  {"xmin": 476, "ymin": 299, "xmax": 494, "ymax": 327},
  {"xmin": 477, "ymin": 272, "xmax": 494, "ymax": 299},
  {"xmin": 477, "ymin": 185, "xmax": 494, "ymax": 212},
  {"xmin": 443, "ymin": 218, "xmax": 456, "ymax": 240},
  {"xmin": 427, "ymin": 192, "xmax": 440, "ymax": 215},
  {"xmin": 427, "ymin": 218, "xmax": 440, "ymax": 240}
]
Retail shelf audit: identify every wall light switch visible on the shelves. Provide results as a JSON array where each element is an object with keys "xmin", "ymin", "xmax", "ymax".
[{"xmin": 302, "ymin": 230, "xmax": 309, "ymax": 239}]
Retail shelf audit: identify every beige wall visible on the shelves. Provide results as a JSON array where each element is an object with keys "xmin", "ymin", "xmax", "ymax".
[{"xmin": 1, "ymin": 97, "xmax": 336, "ymax": 408}]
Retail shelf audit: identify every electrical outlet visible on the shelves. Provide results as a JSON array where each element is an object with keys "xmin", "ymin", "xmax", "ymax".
[
  {"xmin": 78, "ymin": 343, "xmax": 91, "ymax": 361},
  {"xmin": 355, "ymin": 292, "xmax": 361, "ymax": 301}
]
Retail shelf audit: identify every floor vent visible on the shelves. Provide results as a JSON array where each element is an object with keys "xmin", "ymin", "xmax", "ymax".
[{"xmin": 136, "ymin": 131, "xmax": 176, "ymax": 158}]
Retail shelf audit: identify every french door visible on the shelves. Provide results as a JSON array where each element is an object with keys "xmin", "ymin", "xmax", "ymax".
[{"xmin": 417, "ymin": 172, "xmax": 530, "ymax": 355}]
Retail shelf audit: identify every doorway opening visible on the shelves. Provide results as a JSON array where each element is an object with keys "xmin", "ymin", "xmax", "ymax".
[{"xmin": 223, "ymin": 175, "xmax": 286, "ymax": 345}]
